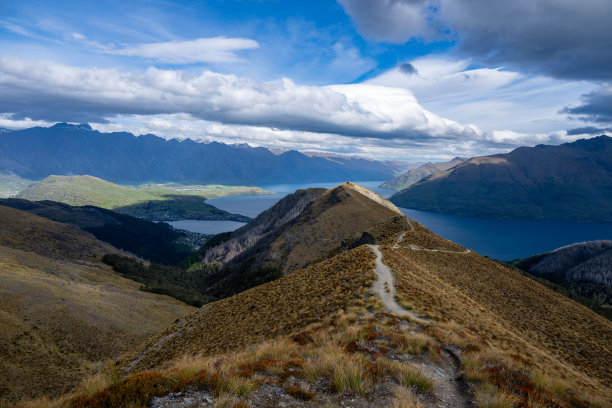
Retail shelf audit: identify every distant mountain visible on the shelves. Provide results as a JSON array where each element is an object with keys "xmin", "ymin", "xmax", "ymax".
[
  {"xmin": 390, "ymin": 136, "xmax": 612, "ymax": 222},
  {"xmin": 16, "ymin": 175, "xmax": 253, "ymax": 222},
  {"xmin": 0, "ymin": 205, "xmax": 193, "ymax": 400},
  {"xmin": 380, "ymin": 157, "xmax": 467, "ymax": 190},
  {"xmin": 0, "ymin": 123, "xmax": 401, "ymax": 184},
  {"xmin": 0, "ymin": 198, "xmax": 198, "ymax": 264}
]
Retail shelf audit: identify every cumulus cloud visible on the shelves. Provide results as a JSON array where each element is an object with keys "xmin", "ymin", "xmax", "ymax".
[
  {"xmin": 563, "ymin": 85, "xmax": 612, "ymax": 124},
  {"xmin": 0, "ymin": 55, "xmax": 593, "ymax": 159},
  {"xmin": 0, "ymin": 55, "xmax": 485, "ymax": 143},
  {"xmin": 367, "ymin": 57, "xmax": 595, "ymax": 134},
  {"xmin": 339, "ymin": 0, "xmax": 612, "ymax": 81}
]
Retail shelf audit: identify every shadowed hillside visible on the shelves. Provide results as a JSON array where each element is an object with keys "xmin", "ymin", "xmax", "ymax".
[
  {"xmin": 0, "ymin": 198, "xmax": 197, "ymax": 265},
  {"xmin": 0, "ymin": 206, "xmax": 195, "ymax": 401},
  {"xmin": 509, "ymin": 241, "xmax": 612, "ymax": 319},
  {"xmin": 193, "ymin": 183, "xmax": 403, "ymax": 301},
  {"xmin": 390, "ymin": 135, "xmax": 612, "ymax": 222}
]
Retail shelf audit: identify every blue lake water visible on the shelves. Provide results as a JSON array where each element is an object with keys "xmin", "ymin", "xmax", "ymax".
[
  {"xmin": 179, "ymin": 180, "xmax": 612, "ymax": 261},
  {"xmin": 168, "ymin": 220, "xmax": 247, "ymax": 235}
]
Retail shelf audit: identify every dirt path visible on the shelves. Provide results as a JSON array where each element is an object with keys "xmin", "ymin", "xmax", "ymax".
[
  {"xmin": 392, "ymin": 231, "xmax": 471, "ymax": 254},
  {"xmin": 369, "ymin": 244, "xmax": 429, "ymax": 324}
]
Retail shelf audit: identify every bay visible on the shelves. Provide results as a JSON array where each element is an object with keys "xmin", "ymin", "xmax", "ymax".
[{"xmin": 168, "ymin": 220, "xmax": 247, "ymax": 235}]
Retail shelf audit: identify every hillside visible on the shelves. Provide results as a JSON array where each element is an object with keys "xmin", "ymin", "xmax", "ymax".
[
  {"xmin": 195, "ymin": 183, "xmax": 403, "ymax": 300},
  {"xmin": 16, "ymin": 175, "xmax": 254, "ymax": 222},
  {"xmin": 0, "ymin": 123, "xmax": 402, "ymax": 184},
  {"xmin": 380, "ymin": 157, "xmax": 466, "ymax": 190},
  {"xmin": 509, "ymin": 241, "xmax": 612, "ymax": 319},
  {"xmin": 390, "ymin": 135, "xmax": 612, "ymax": 222},
  {"xmin": 52, "ymin": 183, "xmax": 609, "ymax": 408},
  {"xmin": 0, "ymin": 198, "xmax": 199, "ymax": 265},
  {"xmin": 0, "ymin": 206, "xmax": 195, "ymax": 401}
]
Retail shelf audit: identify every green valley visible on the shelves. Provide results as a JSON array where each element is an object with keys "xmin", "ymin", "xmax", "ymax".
[{"xmin": 16, "ymin": 175, "xmax": 272, "ymax": 222}]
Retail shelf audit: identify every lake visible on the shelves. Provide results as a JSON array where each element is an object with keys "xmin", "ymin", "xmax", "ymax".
[{"xmin": 177, "ymin": 181, "xmax": 612, "ymax": 261}]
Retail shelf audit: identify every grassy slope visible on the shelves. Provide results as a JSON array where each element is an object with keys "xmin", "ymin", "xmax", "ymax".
[
  {"xmin": 119, "ymin": 245, "xmax": 376, "ymax": 373},
  {"xmin": 9, "ymin": 185, "xmax": 612, "ymax": 406},
  {"xmin": 117, "ymin": 187, "xmax": 611, "ymax": 403},
  {"xmin": 16, "ymin": 175, "xmax": 269, "ymax": 221},
  {"xmin": 373, "ymin": 218, "xmax": 612, "ymax": 400},
  {"xmin": 0, "ymin": 206, "xmax": 195, "ymax": 401}
]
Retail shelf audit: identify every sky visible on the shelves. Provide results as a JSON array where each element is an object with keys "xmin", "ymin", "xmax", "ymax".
[{"xmin": 0, "ymin": 0, "xmax": 610, "ymax": 161}]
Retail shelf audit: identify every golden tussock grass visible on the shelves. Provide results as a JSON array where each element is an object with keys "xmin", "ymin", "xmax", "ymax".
[
  {"xmin": 392, "ymin": 385, "xmax": 424, "ymax": 408},
  {"xmin": 119, "ymin": 246, "xmax": 376, "ymax": 373},
  {"xmin": 375, "ymin": 220, "xmax": 612, "ymax": 402}
]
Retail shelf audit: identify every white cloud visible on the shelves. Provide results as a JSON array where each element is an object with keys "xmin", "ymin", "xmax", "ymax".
[
  {"xmin": 367, "ymin": 57, "xmax": 596, "ymax": 134},
  {"xmin": 0, "ymin": 55, "xmax": 484, "ymax": 143},
  {"xmin": 110, "ymin": 37, "xmax": 260, "ymax": 64},
  {"xmin": 0, "ymin": 55, "xmax": 598, "ymax": 161},
  {"xmin": 70, "ymin": 35, "xmax": 259, "ymax": 64}
]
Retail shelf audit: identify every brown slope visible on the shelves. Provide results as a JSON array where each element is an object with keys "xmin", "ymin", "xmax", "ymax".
[
  {"xmin": 0, "ymin": 206, "xmax": 195, "ymax": 401},
  {"xmin": 120, "ymin": 245, "xmax": 376, "ymax": 374},
  {"xmin": 223, "ymin": 182, "xmax": 403, "ymax": 275},
  {"xmin": 368, "ymin": 217, "xmax": 612, "ymax": 399},
  {"xmin": 116, "ymin": 185, "xmax": 610, "ymax": 403}
]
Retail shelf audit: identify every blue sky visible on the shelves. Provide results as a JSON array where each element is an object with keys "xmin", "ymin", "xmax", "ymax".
[{"xmin": 0, "ymin": 0, "xmax": 610, "ymax": 160}]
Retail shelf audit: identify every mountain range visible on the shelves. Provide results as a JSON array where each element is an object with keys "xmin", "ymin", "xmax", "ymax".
[
  {"xmin": 390, "ymin": 135, "xmax": 612, "ymax": 222},
  {"xmin": 380, "ymin": 157, "xmax": 467, "ymax": 190},
  {"xmin": 0, "ymin": 123, "xmax": 405, "ymax": 185}
]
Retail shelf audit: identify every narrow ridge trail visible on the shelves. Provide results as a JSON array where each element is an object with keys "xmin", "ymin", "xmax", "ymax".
[
  {"xmin": 369, "ymin": 244, "xmax": 429, "ymax": 324},
  {"xmin": 369, "ymin": 243, "xmax": 473, "ymax": 408},
  {"xmin": 392, "ymin": 229, "xmax": 471, "ymax": 254}
]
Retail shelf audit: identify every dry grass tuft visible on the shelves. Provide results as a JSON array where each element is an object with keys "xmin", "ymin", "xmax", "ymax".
[
  {"xmin": 475, "ymin": 383, "xmax": 521, "ymax": 408},
  {"xmin": 381, "ymin": 360, "xmax": 433, "ymax": 392},
  {"xmin": 392, "ymin": 385, "xmax": 424, "ymax": 408},
  {"xmin": 67, "ymin": 372, "xmax": 175, "ymax": 408}
]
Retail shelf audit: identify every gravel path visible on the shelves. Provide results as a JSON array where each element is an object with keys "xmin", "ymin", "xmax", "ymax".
[{"xmin": 369, "ymin": 244, "xmax": 429, "ymax": 325}]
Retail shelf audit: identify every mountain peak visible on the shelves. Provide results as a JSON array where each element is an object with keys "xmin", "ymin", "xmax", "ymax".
[
  {"xmin": 335, "ymin": 182, "xmax": 403, "ymax": 215},
  {"xmin": 51, "ymin": 122, "xmax": 93, "ymax": 131}
]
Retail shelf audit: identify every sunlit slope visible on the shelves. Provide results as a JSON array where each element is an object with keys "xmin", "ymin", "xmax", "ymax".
[
  {"xmin": 91, "ymin": 184, "xmax": 610, "ymax": 403},
  {"xmin": 120, "ymin": 246, "xmax": 376, "ymax": 374},
  {"xmin": 222, "ymin": 182, "xmax": 402, "ymax": 275},
  {"xmin": 371, "ymin": 216, "xmax": 612, "ymax": 398},
  {"xmin": 0, "ymin": 206, "xmax": 195, "ymax": 401}
]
